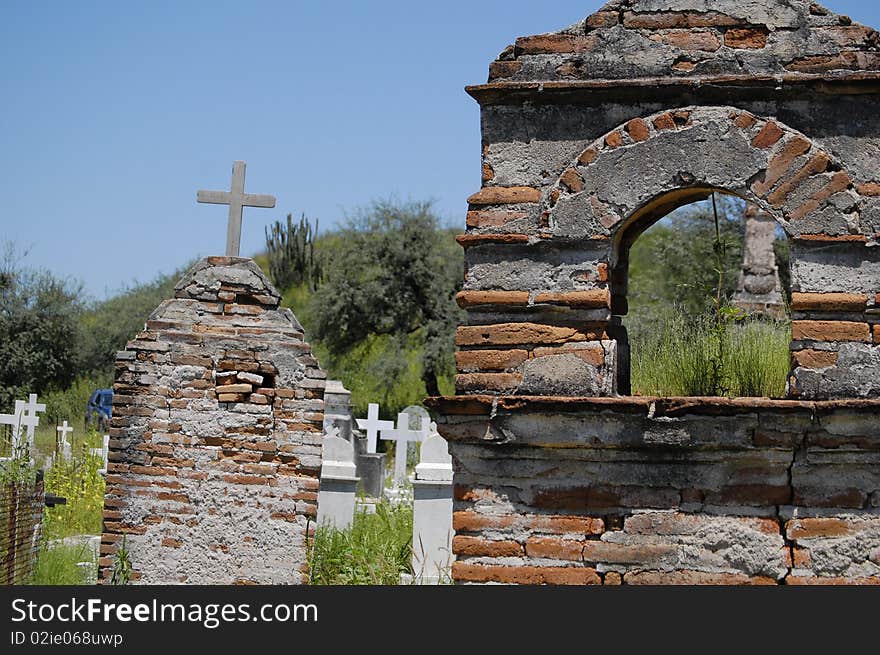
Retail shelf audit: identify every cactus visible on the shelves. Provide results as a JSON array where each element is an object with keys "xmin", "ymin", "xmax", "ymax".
[{"xmin": 264, "ymin": 213, "xmax": 323, "ymax": 292}]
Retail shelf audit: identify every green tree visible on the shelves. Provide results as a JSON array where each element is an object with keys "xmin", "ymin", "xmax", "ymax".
[
  {"xmin": 308, "ymin": 200, "xmax": 463, "ymax": 398},
  {"xmin": 0, "ymin": 244, "xmax": 83, "ymax": 410}
]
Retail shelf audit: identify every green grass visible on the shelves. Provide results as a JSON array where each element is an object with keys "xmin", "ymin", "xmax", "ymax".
[
  {"xmin": 307, "ymin": 500, "xmax": 413, "ymax": 585},
  {"xmin": 630, "ymin": 310, "xmax": 791, "ymax": 398},
  {"xmin": 31, "ymin": 541, "xmax": 97, "ymax": 585}
]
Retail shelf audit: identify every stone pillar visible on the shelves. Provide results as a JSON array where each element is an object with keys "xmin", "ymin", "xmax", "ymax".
[
  {"xmin": 100, "ymin": 257, "xmax": 325, "ymax": 585},
  {"xmin": 317, "ymin": 430, "xmax": 359, "ymax": 530},
  {"xmin": 410, "ymin": 427, "xmax": 453, "ymax": 584},
  {"xmin": 732, "ymin": 205, "xmax": 785, "ymax": 318},
  {"xmin": 323, "ymin": 380, "xmax": 353, "ymax": 443}
]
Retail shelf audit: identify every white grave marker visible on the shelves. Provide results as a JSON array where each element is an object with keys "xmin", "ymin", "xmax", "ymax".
[
  {"xmin": 356, "ymin": 403, "xmax": 394, "ymax": 454},
  {"xmin": 90, "ymin": 434, "xmax": 110, "ymax": 475},
  {"xmin": 410, "ymin": 423, "xmax": 454, "ymax": 584},
  {"xmin": 381, "ymin": 412, "xmax": 427, "ymax": 484},
  {"xmin": 197, "ymin": 160, "xmax": 276, "ymax": 257},
  {"xmin": 57, "ymin": 420, "xmax": 74, "ymax": 460},
  {"xmin": 0, "ymin": 394, "xmax": 44, "ymax": 460},
  {"xmin": 317, "ymin": 426, "xmax": 360, "ymax": 530}
]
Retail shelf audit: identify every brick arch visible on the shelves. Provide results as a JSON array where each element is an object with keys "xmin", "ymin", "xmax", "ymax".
[{"xmin": 545, "ymin": 105, "xmax": 866, "ymax": 245}]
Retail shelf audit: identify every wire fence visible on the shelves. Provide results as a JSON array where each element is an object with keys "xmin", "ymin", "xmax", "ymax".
[{"xmin": 0, "ymin": 479, "xmax": 45, "ymax": 585}]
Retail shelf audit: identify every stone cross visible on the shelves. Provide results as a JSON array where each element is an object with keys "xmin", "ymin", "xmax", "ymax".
[
  {"xmin": 57, "ymin": 420, "xmax": 74, "ymax": 460},
  {"xmin": 197, "ymin": 160, "xmax": 276, "ymax": 257},
  {"xmin": 381, "ymin": 412, "xmax": 427, "ymax": 484},
  {"xmin": 356, "ymin": 403, "xmax": 394, "ymax": 454}
]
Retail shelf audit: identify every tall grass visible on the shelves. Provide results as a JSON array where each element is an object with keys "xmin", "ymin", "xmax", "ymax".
[
  {"xmin": 630, "ymin": 309, "xmax": 790, "ymax": 397},
  {"xmin": 31, "ymin": 542, "xmax": 97, "ymax": 585},
  {"xmin": 307, "ymin": 500, "xmax": 413, "ymax": 585}
]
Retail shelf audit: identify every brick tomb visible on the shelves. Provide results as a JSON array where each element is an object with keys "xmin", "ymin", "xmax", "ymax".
[{"xmin": 100, "ymin": 257, "xmax": 324, "ymax": 584}]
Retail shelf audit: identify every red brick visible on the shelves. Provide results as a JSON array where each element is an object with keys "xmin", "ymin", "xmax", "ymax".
[
  {"xmin": 455, "ymin": 290, "xmax": 530, "ymax": 308},
  {"xmin": 488, "ymin": 60, "xmax": 522, "ymax": 81},
  {"xmin": 733, "ymin": 112, "xmax": 758, "ymax": 129},
  {"xmin": 466, "ymin": 210, "xmax": 529, "ymax": 228},
  {"xmin": 222, "ymin": 474, "xmax": 270, "ymax": 486},
  {"xmin": 789, "ymin": 171, "xmax": 853, "ymax": 221},
  {"xmin": 586, "ymin": 11, "xmax": 619, "ymax": 29},
  {"xmin": 453, "ymin": 562, "xmax": 600, "ymax": 585},
  {"xmin": 725, "ymin": 26, "xmax": 769, "ymax": 49},
  {"xmin": 752, "ymin": 136, "xmax": 813, "ymax": 196},
  {"xmin": 626, "ymin": 571, "xmax": 777, "ymax": 585},
  {"xmin": 582, "ymin": 542, "xmax": 675, "ymax": 565},
  {"xmin": 652, "ymin": 112, "xmax": 676, "ymax": 131},
  {"xmin": 650, "ymin": 29, "xmax": 720, "ymax": 52},
  {"xmin": 596, "ymin": 262, "xmax": 609, "ymax": 283},
  {"xmin": 560, "ymin": 168, "xmax": 584, "ymax": 193},
  {"xmin": 453, "ymin": 511, "xmax": 516, "ymax": 532},
  {"xmin": 455, "ymin": 233, "xmax": 529, "ymax": 247},
  {"xmin": 533, "ymin": 290, "xmax": 610, "ymax": 309},
  {"xmin": 605, "ymin": 131, "xmax": 624, "ymax": 148},
  {"xmin": 792, "ymin": 349, "xmax": 839, "ymax": 369},
  {"xmin": 752, "ymin": 122, "xmax": 785, "ymax": 149},
  {"xmin": 482, "ymin": 160, "xmax": 494, "ymax": 182},
  {"xmin": 622, "ymin": 11, "xmax": 744, "ymax": 29},
  {"xmin": 625, "ymin": 118, "xmax": 651, "ymax": 142},
  {"xmin": 515, "ymin": 34, "xmax": 596, "ymax": 55},
  {"xmin": 874, "ymin": 324, "xmax": 880, "ymax": 344},
  {"xmin": 525, "ymin": 537, "xmax": 584, "ymax": 561},
  {"xmin": 791, "ymin": 320, "xmax": 871, "ymax": 342},
  {"xmin": 793, "ymin": 547, "xmax": 812, "ymax": 568},
  {"xmin": 525, "ymin": 515, "xmax": 604, "ymax": 535},
  {"xmin": 578, "ymin": 147, "xmax": 599, "ymax": 165},
  {"xmin": 786, "ymin": 518, "xmax": 854, "ymax": 540},
  {"xmin": 767, "ymin": 151, "xmax": 831, "ymax": 208},
  {"xmin": 455, "ymin": 349, "xmax": 528, "ymax": 372},
  {"xmin": 467, "ymin": 186, "xmax": 541, "ymax": 205},
  {"xmin": 455, "ymin": 322, "xmax": 607, "ymax": 347},
  {"xmin": 857, "ymin": 182, "xmax": 880, "ymax": 196},
  {"xmin": 161, "ymin": 537, "xmax": 183, "ymax": 548},
  {"xmin": 604, "ymin": 571, "xmax": 622, "ymax": 585},
  {"xmin": 792, "ymin": 292, "xmax": 868, "ymax": 312},
  {"xmin": 532, "ymin": 344, "xmax": 605, "ymax": 367},
  {"xmin": 452, "ymin": 536, "xmax": 523, "ymax": 557},
  {"xmin": 455, "ymin": 373, "xmax": 522, "ymax": 393}
]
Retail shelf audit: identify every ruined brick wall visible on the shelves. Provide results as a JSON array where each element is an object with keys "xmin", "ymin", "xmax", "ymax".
[
  {"xmin": 456, "ymin": 0, "xmax": 880, "ymax": 399},
  {"xmin": 429, "ymin": 396, "xmax": 880, "ymax": 585},
  {"xmin": 100, "ymin": 257, "xmax": 324, "ymax": 584},
  {"xmin": 435, "ymin": 0, "xmax": 880, "ymax": 585}
]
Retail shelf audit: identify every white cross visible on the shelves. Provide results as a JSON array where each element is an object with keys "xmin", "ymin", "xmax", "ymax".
[
  {"xmin": 197, "ymin": 160, "xmax": 276, "ymax": 257},
  {"xmin": 57, "ymin": 420, "xmax": 74, "ymax": 460},
  {"xmin": 380, "ymin": 412, "xmax": 428, "ymax": 484},
  {"xmin": 0, "ymin": 394, "xmax": 44, "ymax": 456},
  {"xmin": 356, "ymin": 403, "xmax": 394, "ymax": 454},
  {"xmin": 90, "ymin": 434, "xmax": 110, "ymax": 475},
  {"xmin": 20, "ymin": 394, "xmax": 45, "ymax": 442}
]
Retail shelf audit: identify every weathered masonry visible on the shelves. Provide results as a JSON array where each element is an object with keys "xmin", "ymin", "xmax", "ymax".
[
  {"xmin": 430, "ymin": 0, "xmax": 880, "ymax": 585},
  {"xmin": 100, "ymin": 258, "xmax": 324, "ymax": 584}
]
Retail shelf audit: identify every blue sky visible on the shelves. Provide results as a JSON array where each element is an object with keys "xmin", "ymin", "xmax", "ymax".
[{"xmin": 2, "ymin": 1, "xmax": 878, "ymax": 300}]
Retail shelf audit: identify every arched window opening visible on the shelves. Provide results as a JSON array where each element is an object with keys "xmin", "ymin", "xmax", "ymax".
[{"xmin": 620, "ymin": 194, "xmax": 792, "ymax": 398}]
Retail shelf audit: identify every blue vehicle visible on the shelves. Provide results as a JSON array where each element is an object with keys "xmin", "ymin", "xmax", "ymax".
[{"xmin": 86, "ymin": 388, "xmax": 113, "ymax": 431}]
